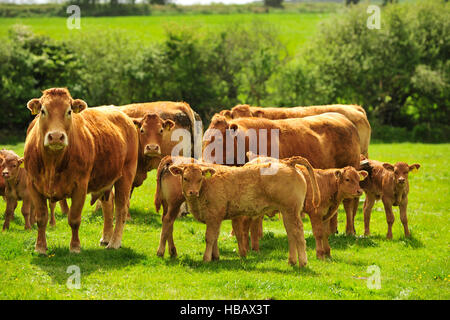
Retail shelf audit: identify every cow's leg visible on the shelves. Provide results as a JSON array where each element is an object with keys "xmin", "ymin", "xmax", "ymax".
[
  {"xmin": 29, "ymin": 184, "xmax": 49, "ymax": 254},
  {"xmin": 343, "ymin": 199, "xmax": 355, "ymax": 235},
  {"xmin": 309, "ymin": 212, "xmax": 326, "ymax": 259},
  {"xmin": 363, "ymin": 194, "xmax": 376, "ymax": 236},
  {"xmin": 107, "ymin": 173, "xmax": 133, "ymax": 249},
  {"xmin": 49, "ymin": 200, "xmax": 57, "ymax": 227},
  {"xmin": 68, "ymin": 186, "xmax": 87, "ymax": 253},
  {"xmin": 399, "ymin": 198, "xmax": 410, "ymax": 238},
  {"xmin": 59, "ymin": 199, "xmax": 69, "ymax": 215},
  {"xmin": 250, "ymin": 217, "xmax": 263, "ymax": 252},
  {"xmin": 99, "ymin": 193, "xmax": 114, "ymax": 246},
  {"xmin": 212, "ymin": 238, "xmax": 220, "ymax": 261},
  {"xmin": 2, "ymin": 199, "xmax": 17, "ymax": 231},
  {"xmin": 329, "ymin": 210, "xmax": 338, "ymax": 234},
  {"xmin": 382, "ymin": 198, "xmax": 395, "ymax": 240},
  {"xmin": 21, "ymin": 199, "xmax": 32, "ymax": 230},
  {"xmin": 231, "ymin": 217, "xmax": 247, "ymax": 257},
  {"xmin": 282, "ymin": 209, "xmax": 307, "ymax": 267},
  {"xmin": 203, "ymin": 219, "xmax": 221, "ymax": 262},
  {"xmin": 29, "ymin": 204, "xmax": 36, "ymax": 226},
  {"xmin": 157, "ymin": 201, "xmax": 181, "ymax": 257}
]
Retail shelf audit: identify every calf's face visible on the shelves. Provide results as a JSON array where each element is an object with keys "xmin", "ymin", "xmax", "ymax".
[
  {"xmin": 337, "ymin": 167, "xmax": 368, "ymax": 198},
  {"xmin": 27, "ymin": 89, "xmax": 87, "ymax": 152},
  {"xmin": 133, "ymin": 113, "xmax": 175, "ymax": 157},
  {"xmin": 169, "ymin": 164, "xmax": 216, "ymax": 198},
  {"xmin": 383, "ymin": 162, "xmax": 420, "ymax": 186},
  {"xmin": 0, "ymin": 154, "xmax": 23, "ymax": 180}
]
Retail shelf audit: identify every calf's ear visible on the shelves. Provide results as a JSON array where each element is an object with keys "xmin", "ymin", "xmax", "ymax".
[
  {"xmin": 334, "ymin": 170, "xmax": 342, "ymax": 180},
  {"xmin": 71, "ymin": 99, "xmax": 87, "ymax": 113},
  {"xmin": 169, "ymin": 165, "xmax": 184, "ymax": 176},
  {"xmin": 27, "ymin": 99, "xmax": 42, "ymax": 115},
  {"xmin": 409, "ymin": 163, "xmax": 420, "ymax": 173},
  {"xmin": 202, "ymin": 168, "xmax": 216, "ymax": 178},
  {"xmin": 220, "ymin": 110, "xmax": 232, "ymax": 119},
  {"xmin": 383, "ymin": 163, "xmax": 395, "ymax": 171},
  {"xmin": 253, "ymin": 110, "xmax": 264, "ymax": 118},
  {"xmin": 163, "ymin": 119, "xmax": 175, "ymax": 131},
  {"xmin": 358, "ymin": 170, "xmax": 368, "ymax": 181}
]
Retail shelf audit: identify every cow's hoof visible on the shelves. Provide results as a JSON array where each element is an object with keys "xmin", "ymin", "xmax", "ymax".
[
  {"xmin": 169, "ymin": 248, "xmax": 177, "ymax": 258},
  {"xmin": 99, "ymin": 239, "xmax": 109, "ymax": 246},
  {"xmin": 156, "ymin": 250, "xmax": 164, "ymax": 257},
  {"xmin": 35, "ymin": 245, "xmax": 47, "ymax": 255},
  {"xmin": 70, "ymin": 246, "xmax": 81, "ymax": 254},
  {"xmin": 106, "ymin": 241, "xmax": 121, "ymax": 249}
]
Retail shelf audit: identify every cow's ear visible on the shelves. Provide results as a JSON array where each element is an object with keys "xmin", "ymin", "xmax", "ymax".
[
  {"xmin": 383, "ymin": 163, "xmax": 395, "ymax": 171},
  {"xmin": 334, "ymin": 170, "xmax": 342, "ymax": 180},
  {"xmin": 358, "ymin": 170, "xmax": 368, "ymax": 181},
  {"xmin": 132, "ymin": 118, "xmax": 143, "ymax": 129},
  {"xmin": 409, "ymin": 163, "xmax": 420, "ymax": 173},
  {"xmin": 27, "ymin": 99, "xmax": 42, "ymax": 115},
  {"xmin": 163, "ymin": 119, "xmax": 175, "ymax": 131},
  {"xmin": 169, "ymin": 165, "xmax": 184, "ymax": 176},
  {"xmin": 71, "ymin": 99, "xmax": 87, "ymax": 113},
  {"xmin": 220, "ymin": 110, "xmax": 232, "ymax": 119},
  {"xmin": 246, "ymin": 151, "xmax": 257, "ymax": 161},
  {"xmin": 253, "ymin": 110, "xmax": 264, "ymax": 118},
  {"xmin": 202, "ymin": 168, "xmax": 216, "ymax": 178},
  {"xmin": 18, "ymin": 157, "xmax": 24, "ymax": 168}
]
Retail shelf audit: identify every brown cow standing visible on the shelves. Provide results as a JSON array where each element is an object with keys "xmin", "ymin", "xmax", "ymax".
[
  {"xmin": 220, "ymin": 104, "xmax": 371, "ymax": 157},
  {"xmin": 203, "ymin": 113, "xmax": 362, "ymax": 236},
  {"xmin": 360, "ymin": 157, "xmax": 420, "ymax": 239},
  {"xmin": 168, "ymin": 159, "xmax": 316, "ymax": 267},
  {"xmin": 24, "ymin": 88, "xmax": 138, "ymax": 254},
  {"xmin": 119, "ymin": 102, "xmax": 203, "ymax": 190}
]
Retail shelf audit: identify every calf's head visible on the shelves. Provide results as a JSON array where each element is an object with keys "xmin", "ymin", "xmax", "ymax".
[
  {"xmin": 336, "ymin": 166, "xmax": 368, "ymax": 198},
  {"xmin": 383, "ymin": 162, "xmax": 420, "ymax": 186},
  {"xmin": 169, "ymin": 164, "xmax": 216, "ymax": 198},
  {"xmin": 133, "ymin": 113, "xmax": 175, "ymax": 157},
  {"xmin": 27, "ymin": 88, "xmax": 87, "ymax": 152},
  {"xmin": 230, "ymin": 104, "xmax": 253, "ymax": 118},
  {"xmin": 0, "ymin": 150, "xmax": 23, "ymax": 180}
]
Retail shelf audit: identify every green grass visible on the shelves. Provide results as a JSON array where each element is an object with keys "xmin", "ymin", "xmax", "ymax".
[
  {"xmin": 0, "ymin": 142, "xmax": 448, "ymax": 299},
  {"xmin": 0, "ymin": 13, "xmax": 329, "ymax": 55}
]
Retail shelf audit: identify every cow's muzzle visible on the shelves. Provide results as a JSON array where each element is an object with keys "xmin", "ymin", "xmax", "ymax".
[
  {"xmin": 144, "ymin": 144, "xmax": 161, "ymax": 156},
  {"xmin": 44, "ymin": 131, "xmax": 68, "ymax": 150}
]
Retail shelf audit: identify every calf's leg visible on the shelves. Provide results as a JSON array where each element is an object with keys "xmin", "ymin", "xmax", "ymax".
[
  {"xmin": 157, "ymin": 201, "xmax": 181, "ymax": 257},
  {"xmin": 282, "ymin": 209, "xmax": 307, "ymax": 267},
  {"xmin": 399, "ymin": 198, "xmax": 410, "ymax": 238},
  {"xmin": 382, "ymin": 198, "xmax": 395, "ymax": 239},
  {"xmin": 203, "ymin": 219, "xmax": 221, "ymax": 262},
  {"xmin": 2, "ymin": 199, "xmax": 17, "ymax": 231},
  {"xmin": 363, "ymin": 194, "xmax": 376, "ymax": 236}
]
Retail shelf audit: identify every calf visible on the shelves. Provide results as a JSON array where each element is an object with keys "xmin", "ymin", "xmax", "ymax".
[
  {"xmin": 0, "ymin": 150, "xmax": 68, "ymax": 230},
  {"xmin": 169, "ymin": 159, "xmax": 317, "ymax": 267},
  {"xmin": 360, "ymin": 157, "xmax": 420, "ymax": 239},
  {"xmin": 25, "ymin": 88, "xmax": 138, "ymax": 254},
  {"xmin": 243, "ymin": 154, "xmax": 368, "ymax": 259}
]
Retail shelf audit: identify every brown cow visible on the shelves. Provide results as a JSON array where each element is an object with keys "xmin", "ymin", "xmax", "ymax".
[
  {"xmin": 118, "ymin": 102, "xmax": 203, "ymax": 190},
  {"xmin": 154, "ymin": 155, "xmax": 319, "ymax": 259},
  {"xmin": 221, "ymin": 104, "xmax": 370, "ymax": 157},
  {"xmin": 203, "ymin": 112, "xmax": 362, "ymax": 235},
  {"xmin": 244, "ymin": 154, "xmax": 368, "ymax": 259},
  {"xmin": 0, "ymin": 150, "xmax": 69, "ymax": 230},
  {"xmin": 24, "ymin": 88, "xmax": 138, "ymax": 254},
  {"xmin": 169, "ymin": 159, "xmax": 315, "ymax": 266},
  {"xmin": 360, "ymin": 157, "xmax": 420, "ymax": 239}
]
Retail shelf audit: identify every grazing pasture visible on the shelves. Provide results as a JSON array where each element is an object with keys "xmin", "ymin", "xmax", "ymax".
[
  {"xmin": 0, "ymin": 13, "xmax": 329, "ymax": 54},
  {"xmin": 0, "ymin": 142, "xmax": 448, "ymax": 299}
]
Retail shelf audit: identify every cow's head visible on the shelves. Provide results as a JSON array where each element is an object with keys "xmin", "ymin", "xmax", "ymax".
[
  {"xmin": 0, "ymin": 150, "xmax": 23, "ymax": 181},
  {"xmin": 383, "ymin": 162, "xmax": 420, "ymax": 186},
  {"xmin": 132, "ymin": 113, "xmax": 175, "ymax": 158},
  {"xmin": 27, "ymin": 88, "xmax": 87, "ymax": 152},
  {"xmin": 169, "ymin": 163, "xmax": 216, "ymax": 198},
  {"xmin": 230, "ymin": 104, "xmax": 253, "ymax": 118},
  {"xmin": 336, "ymin": 166, "xmax": 368, "ymax": 198}
]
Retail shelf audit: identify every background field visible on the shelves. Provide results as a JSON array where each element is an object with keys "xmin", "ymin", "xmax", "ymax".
[
  {"xmin": 0, "ymin": 143, "xmax": 448, "ymax": 300},
  {"xmin": 0, "ymin": 13, "xmax": 328, "ymax": 54}
]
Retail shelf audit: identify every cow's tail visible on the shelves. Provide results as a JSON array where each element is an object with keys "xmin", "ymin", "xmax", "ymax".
[
  {"xmin": 155, "ymin": 156, "xmax": 173, "ymax": 213},
  {"xmin": 184, "ymin": 102, "xmax": 203, "ymax": 160},
  {"xmin": 285, "ymin": 156, "xmax": 320, "ymax": 209}
]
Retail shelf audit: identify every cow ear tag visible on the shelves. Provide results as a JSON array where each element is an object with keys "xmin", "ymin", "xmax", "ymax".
[
  {"xmin": 204, "ymin": 171, "xmax": 212, "ymax": 178},
  {"xmin": 411, "ymin": 167, "xmax": 418, "ymax": 174},
  {"xmin": 20, "ymin": 162, "xmax": 24, "ymax": 168}
]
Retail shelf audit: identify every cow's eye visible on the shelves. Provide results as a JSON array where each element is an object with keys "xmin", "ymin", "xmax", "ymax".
[
  {"xmin": 159, "ymin": 129, "xmax": 164, "ymax": 134},
  {"xmin": 345, "ymin": 178, "xmax": 350, "ymax": 182},
  {"xmin": 140, "ymin": 128, "xmax": 144, "ymax": 134},
  {"xmin": 67, "ymin": 110, "xmax": 72, "ymax": 116},
  {"xmin": 183, "ymin": 177, "xmax": 187, "ymax": 181}
]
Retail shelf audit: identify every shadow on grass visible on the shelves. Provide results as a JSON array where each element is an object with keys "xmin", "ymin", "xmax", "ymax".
[{"xmin": 30, "ymin": 246, "xmax": 146, "ymax": 285}]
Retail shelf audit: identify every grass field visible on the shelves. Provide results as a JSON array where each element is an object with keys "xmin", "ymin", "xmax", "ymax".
[
  {"xmin": 0, "ymin": 13, "xmax": 330, "ymax": 54},
  {"xmin": 0, "ymin": 142, "xmax": 448, "ymax": 299}
]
